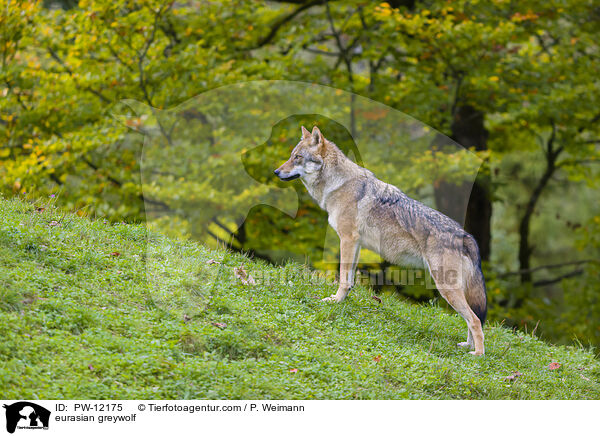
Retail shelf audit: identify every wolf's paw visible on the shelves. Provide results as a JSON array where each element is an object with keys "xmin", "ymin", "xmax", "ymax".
[
  {"xmin": 322, "ymin": 294, "xmax": 342, "ymax": 303},
  {"xmin": 457, "ymin": 341, "xmax": 473, "ymax": 349},
  {"xmin": 469, "ymin": 350, "xmax": 484, "ymax": 356}
]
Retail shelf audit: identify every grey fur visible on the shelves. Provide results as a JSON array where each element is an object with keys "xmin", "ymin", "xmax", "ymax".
[{"xmin": 275, "ymin": 126, "xmax": 487, "ymax": 355}]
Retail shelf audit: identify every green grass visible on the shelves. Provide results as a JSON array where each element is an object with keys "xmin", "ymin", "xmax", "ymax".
[{"xmin": 1, "ymin": 196, "xmax": 599, "ymax": 400}]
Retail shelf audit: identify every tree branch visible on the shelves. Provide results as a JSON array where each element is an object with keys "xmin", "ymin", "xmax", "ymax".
[
  {"xmin": 47, "ymin": 47, "xmax": 111, "ymax": 104},
  {"xmin": 211, "ymin": 218, "xmax": 240, "ymax": 241},
  {"xmin": 136, "ymin": 5, "xmax": 175, "ymax": 147},
  {"xmin": 82, "ymin": 157, "xmax": 123, "ymax": 187},
  {"xmin": 533, "ymin": 269, "xmax": 584, "ymax": 287},
  {"xmin": 518, "ymin": 121, "xmax": 562, "ymax": 284},
  {"xmin": 82, "ymin": 156, "xmax": 170, "ymax": 210},
  {"xmin": 302, "ymin": 47, "xmax": 340, "ymax": 57},
  {"xmin": 251, "ymin": 0, "xmax": 329, "ymax": 49},
  {"xmin": 140, "ymin": 194, "xmax": 170, "ymax": 210},
  {"xmin": 497, "ymin": 259, "xmax": 598, "ymax": 278}
]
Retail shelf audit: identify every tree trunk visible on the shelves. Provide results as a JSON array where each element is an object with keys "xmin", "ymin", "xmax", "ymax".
[
  {"xmin": 518, "ymin": 137, "xmax": 560, "ymax": 284},
  {"xmin": 434, "ymin": 105, "xmax": 492, "ymax": 261}
]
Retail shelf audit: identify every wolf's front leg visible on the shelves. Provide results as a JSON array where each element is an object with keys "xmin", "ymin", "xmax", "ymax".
[{"xmin": 323, "ymin": 237, "xmax": 360, "ymax": 303}]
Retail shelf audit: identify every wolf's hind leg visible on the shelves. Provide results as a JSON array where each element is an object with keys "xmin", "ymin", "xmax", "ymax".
[
  {"xmin": 428, "ymin": 256, "xmax": 484, "ymax": 355},
  {"xmin": 439, "ymin": 288, "xmax": 484, "ymax": 355},
  {"xmin": 457, "ymin": 329, "xmax": 473, "ymax": 349}
]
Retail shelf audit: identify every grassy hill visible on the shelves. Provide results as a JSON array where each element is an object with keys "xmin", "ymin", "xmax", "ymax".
[{"xmin": 1, "ymin": 196, "xmax": 599, "ymax": 399}]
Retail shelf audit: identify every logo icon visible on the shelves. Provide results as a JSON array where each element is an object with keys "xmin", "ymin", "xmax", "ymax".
[{"xmin": 2, "ymin": 402, "xmax": 50, "ymax": 434}]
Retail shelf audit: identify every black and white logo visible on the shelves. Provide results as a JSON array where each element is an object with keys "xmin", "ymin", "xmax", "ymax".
[{"xmin": 3, "ymin": 402, "xmax": 50, "ymax": 434}]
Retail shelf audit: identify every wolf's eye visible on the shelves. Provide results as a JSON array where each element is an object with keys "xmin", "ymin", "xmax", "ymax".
[{"xmin": 294, "ymin": 154, "xmax": 301, "ymax": 161}]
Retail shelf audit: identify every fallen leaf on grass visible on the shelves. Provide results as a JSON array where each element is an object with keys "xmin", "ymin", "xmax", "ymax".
[
  {"xmin": 183, "ymin": 314, "xmax": 191, "ymax": 322},
  {"xmin": 35, "ymin": 207, "xmax": 45, "ymax": 213},
  {"xmin": 110, "ymin": 251, "xmax": 120, "ymax": 257},
  {"xmin": 289, "ymin": 368, "xmax": 298, "ymax": 374},
  {"xmin": 373, "ymin": 355, "xmax": 382, "ymax": 363},
  {"xmin": 548, "ymin": 362, "xmax": 562, "ymax": 370},
  {"xmin": 21, "ymin": 296, "xmax": 37, "ymax": 305},
  {"xmin": 88, "ymin": 364, "xmax": 95, "ymax": 371},
  {"xmin": 234, "ymin": 265, "xmax": 256, "ymax": 285},
  {"xmin": 212, "ymin": 322, "xmax": 227, "ymax": 329},
  {"xmin": 504, "ymin": 371, "xmax": 523, "ymax": 382},
  {"xmin": 206, "ymin": 259, "xmax": 220, "ymax": 265},
  {"xmin": 48, "ymin": 220, "xmax": 60, "ymax": 227},
  {"xmin": 371, "ymin": 295, "xmax": 382, "ymax": 304}
]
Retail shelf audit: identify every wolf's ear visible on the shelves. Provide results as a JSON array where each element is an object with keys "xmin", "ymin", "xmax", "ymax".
[
  {"xmin": 311, "ymin": 126, "xmax": 323, "ymax": 146},
  {"xmin": 301, "ymin": 125, "xmax": 311, "ymax": 139}
]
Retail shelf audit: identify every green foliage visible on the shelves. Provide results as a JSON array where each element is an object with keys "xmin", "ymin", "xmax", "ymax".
[
  {"xmin": 1, "ymin": 196, "xmax": 599, "ymax": 399},
  {"xmin": 0, "ymin": 0, "xmax": 599, "ymax": 346}
]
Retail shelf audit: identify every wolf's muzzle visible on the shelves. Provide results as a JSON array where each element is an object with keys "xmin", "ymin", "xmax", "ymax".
[{"xmin": 274, "ymin": 169, "xmax": 300, "ymax": 181}]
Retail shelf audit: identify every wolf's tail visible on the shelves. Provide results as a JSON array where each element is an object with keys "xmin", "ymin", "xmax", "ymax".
[{"xmin": 462, "ymin": 234, "xmax": 487, "ymax": 326}]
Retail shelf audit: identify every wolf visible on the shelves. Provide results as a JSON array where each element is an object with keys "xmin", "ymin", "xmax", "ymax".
[{"xmin": 274, "ymin": 126, "xmax": 487, "ymax": 355}]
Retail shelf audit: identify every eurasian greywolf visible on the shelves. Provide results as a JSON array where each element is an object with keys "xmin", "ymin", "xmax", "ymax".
[{"xmin": 274, "ymin": 126, "xmax": 487, "ymax": 355}]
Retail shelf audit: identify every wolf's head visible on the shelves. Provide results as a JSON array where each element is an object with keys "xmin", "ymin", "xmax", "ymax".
[{"xmin": 274, "ymin": 126, "xmax": 325, "ymax": 181}]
